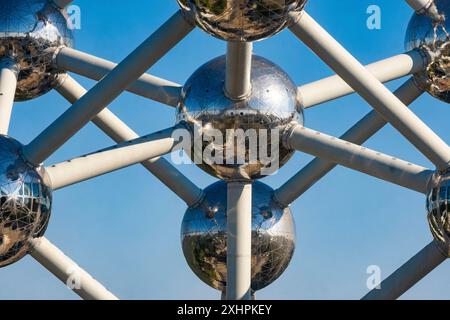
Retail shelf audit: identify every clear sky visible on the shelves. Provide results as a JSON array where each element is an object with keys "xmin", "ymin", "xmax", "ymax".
[{"xmin": 1, "ymin": 0, "xmax": 450, "ymax": 300}]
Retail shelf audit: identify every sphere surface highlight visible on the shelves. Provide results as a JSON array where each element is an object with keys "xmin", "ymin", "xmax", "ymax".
[
  {"xmin": 181, "ymin": 181, "xmax": 296, "ymax": 292},
  {"xmin": 0, "ymin": 135, "xmax": 52, "ymax": 267},
  {"xmin": 0, "ymin": 0, "xmax": 74, "ymax": 101},
  {"xmin": 177, "ymin": 0, "xmax": 308, "ymax": 42}
]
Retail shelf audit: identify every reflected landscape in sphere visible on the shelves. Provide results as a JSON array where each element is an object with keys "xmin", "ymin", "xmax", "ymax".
[
  {"xmin": 0, "ymin": 135, "xmax": 52, "ymax": 267},
  {"xmin": 177, "ymin": 0, "xmax": 308, "ymax": 42},
  {"xmin": 177, "ymin": 55, "xmax": 303, "ymax": 181},
  {"xmin": 181, "ymin": 181, "xmax": 295, "ymax": 292},
  {"xmin": 405, "ymin": 0, "xmax": 450, "ymax": 103},
  {"xmin": 426, "ymin": 173, "xmax": 450, "ymax": 256},
  {"xmin": 0, "ymin": 0, "xmax": 74, "ymax": 101}
]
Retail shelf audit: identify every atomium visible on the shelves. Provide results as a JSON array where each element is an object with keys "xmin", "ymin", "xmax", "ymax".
[
  {"xmin": 0, "ymin": 0, "xmax": 449, "ymax": 301},
  {"xmin": 405, "ymin": 0, "xmax": 450, "ymax": 103},
  {"xmin": 0, "ymin": 0, "xmax": 74, "ymax": 101},
  {"xmin": 177, "ymin": 0, "xmax": 308, "ymax": 42},
  {"xmin": 177, "ymin": 55, "xmax": 303, "ymax": 181},
  {"xmin": 0, "ymin": 135, "xmax": 52, "ymax": 267},
  {"xmin": 181, "ymin": 180, "xmax": 295, "ymax": 292}
]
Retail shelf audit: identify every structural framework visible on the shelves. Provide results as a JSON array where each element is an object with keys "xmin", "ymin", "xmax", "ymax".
[{"xmin": 0, "ymin": 0, "xmax": 450, "ymax": 300}]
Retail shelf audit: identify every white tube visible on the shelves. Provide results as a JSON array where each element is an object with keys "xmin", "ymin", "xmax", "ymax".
[
  {"xmin": 362, "ymin": 240, "xmax": 446, "ymax": 300},
  {"xmin": 289, "ymin": 11, "xmax": 450, "ymax": 171},
  {"xmin": 56, "ymin": 76, "xmax": 204, "ymax": 206},
  {"xmin": 55, "ymin": 47, "xmax": 181, "ymax": 107},
  {"xmin": 0, "ymin": 59, "xmax": 18, "ymax": 135},
  {"xmin": 226, "ymin": 182, "xmax": 252, "ymax": 300},
  {"xmin": 30, "ymin": 237, "xmax": 118, "ymax": 300},
  {"xmin": 225, "ymin": 42, "xmax": 253, "ymax": 100},
  {"xmin": 22, "ymin": 11, "xmax": 194, "ymax": 165},
  {"xmin": 299, "ymin": 50, "xmax": 427, "ymax": 108},
  {"xmin": 284, "ymin": 124, "xmax": 435, "ymax": 194},
  {"xmin": 47, "ymin": 126, "xmax": 180, "ymax": 190},
  {"xmin": 274, "ymin": 79, "xmax": 424, "ymax": 206}
]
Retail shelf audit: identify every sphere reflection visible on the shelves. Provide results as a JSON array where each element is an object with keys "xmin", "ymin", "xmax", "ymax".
[
  {"xmin": 0, "ymin": 0, "xmax": 74, "ymax": 101},
  {"xmin": 181, "ymin": 181, "xmax": 295, "ymax": 292},
  {"xmin": 177, "ymin": 55, "xmax": 303, "ymax": 181},
  {"xmin": 177, "ymin": 0, "xmax": 308, "ymax": 42},
  {"xmin": 405, "ymin": 0, "xmax": 450, "ymax": 103},
  {"xmin": 0, "ymin": 135, "xmax": 52, "ymax": 267}
]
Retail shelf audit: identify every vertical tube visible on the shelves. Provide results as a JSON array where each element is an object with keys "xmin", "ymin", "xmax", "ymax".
[
  {"xmin": 225, "ymin": 42, "xmax": 253, "ymax": 100},
  {"xmin": 0, "ymin": 59, "xmax": 18, "ymax": 135},
  {"xmin": 226, "ymin": 182, "xmax": 252, "ymax": 300}
]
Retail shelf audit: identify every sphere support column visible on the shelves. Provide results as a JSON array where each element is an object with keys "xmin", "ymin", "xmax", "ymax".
[
  {"xmin": 0, "ymin": 59, "xmax": 18, "ymax": 135},
  {"xmin": 225, "ymin": 42, "xmax": 253, "ymax": 100},
  {"xmin": 226, "ymin": 182, "xmax": 252, "ymax": 300}
]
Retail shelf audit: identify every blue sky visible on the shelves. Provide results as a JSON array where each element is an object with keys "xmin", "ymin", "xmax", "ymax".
[{"xmin": 2, "ymin": 0, "xmax": 450, "ymax": 300}]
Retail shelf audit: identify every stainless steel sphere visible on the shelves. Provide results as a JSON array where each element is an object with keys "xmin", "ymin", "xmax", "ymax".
[
  {"xmin": 177, "ymin": 0, "xmax": 308, "ymax": 42},
  {"xmin": 405, "ymin": 0, "xmax": 450, "ymax": 103},
  {"xmin": 426, "ymin": 172, "xmax": 450, "ymax": 255},
  {"xmin": 181, "ymin": 181, "xmax": 295, "ymax": 292},
  {"xmin": 0, "ymin": 0, "xmax": 74, "ymax": 101},
  {"xmin": 177, "ymin": 55, "xmax": 303, "ymax": 181},
  {"xmin": 0, "ymin": 135, "xmax": 52, "ymax": 267}
]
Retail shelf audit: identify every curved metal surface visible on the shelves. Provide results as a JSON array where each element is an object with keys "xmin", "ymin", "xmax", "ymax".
[
  {"xmin": 181, "ymin": 180, "xmax": 295, "ymax": 292},
  {"xmin": 0, "ymin": 0, "xmax": 74, "ymax": 101},
  {"xmin": 405, "ymin": 0, "xmax": 450, "ymax": 103},
  {"xmin": 177, "ymin": 55, "xmax": 303, "ymax": 181},
  {"xmin": 0, "ymin": 135, "xmax": 52, "ymax": 268}
]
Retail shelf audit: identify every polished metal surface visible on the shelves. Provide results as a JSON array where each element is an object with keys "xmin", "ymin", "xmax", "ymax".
[
  {"xmin": 0, "ymin": 0, "xmax": 74, "ymax": 101},
  {"xmin": 177, "ymin": 0, "xmax": 308, "ymax": 42},
  {"xmin": 177, "ymin": 55, "xmax": 303, "ymax": 181},
  {"xmin": 181, "ymin": 181, "xmax": 295, "ymax": 292},
  {"xmin": 405, "ymin": 0, "xmax": 450, "ymax": 103},
  {"xmin": 426, "ymin": 172, "xmax": 450, "ymax": 256},
  {"xmin": 0, "ymin": 135, "xmax": 52, "ymax": 267}
]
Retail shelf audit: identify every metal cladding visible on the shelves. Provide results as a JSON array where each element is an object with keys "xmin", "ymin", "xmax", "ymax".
[
  {"xmin": 177, "ymin": 55, "xmax": 303, "ymax": 181},
  {"xmin": 0, "ymin": 135, "xmax": 52, "ymax": 267},
  {"xmin": 177, "ymin": 0, "xmax": 308, "ymax": 42},
  {"xmin": 426, "ymin": 172, "xmax": 450, "ymax": 256},
  {"xmin": 0, "ymin": 0, "xmax": 74, "ymax": 101},
  {"xmin": 181, "ymin": 180, "xmax": 295, "ymax": 292},
  {"xmin": 405, "ymin": 0, "xmax": 450, "ymax": 103}
]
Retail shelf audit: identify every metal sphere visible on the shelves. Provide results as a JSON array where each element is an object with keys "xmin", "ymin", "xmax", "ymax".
[
  {"xmin": 177, "ymin": 0, "xmax": 308, "ymax": 42},
  {"xmin": 177, "ymin": 55, "xmax": 303, "ymax": 181},
  {"xmin": 181, "ymin": 181, "xmax": 295, "ymax": 292},
  {"xmin": 405, "ymin": 0, "xmax": 450, "ymax": 103},
  {"xmin": 426, "ymin": 172, "xmax": 450, "ymax": 256},
  {"xmin": 0, "ymin": 0, "xmax": 74, "ymax": 101},
  {"xmin": 0, "ymin": 135, "xmax": 52, "ymax": 268}
]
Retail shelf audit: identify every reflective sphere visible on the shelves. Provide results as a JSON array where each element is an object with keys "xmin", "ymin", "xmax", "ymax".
[
  {"xmin": 177, "ymin": 55, "xmax": 303, "ymax": 181},
  {"xmin": 0, "ymin": 135, "xmax": 52, "ymax": 267},
  {"xmin": 181, "ymin": 181, "xmax": 295, "ymax": 292},
  {"xmin": 405, "ymin": 0, "xmax": 450, "ymax": 103},
  {"xmin": 0, "ymin": 0, "xmax": 74, "ymax": 101},
  {"xmin": 426, "ymin": 172, "xmax": 450, "ymax": 256},
  {"xmin": 177, "ymin": 0, "xmax": 308, "ymax": 42}
]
